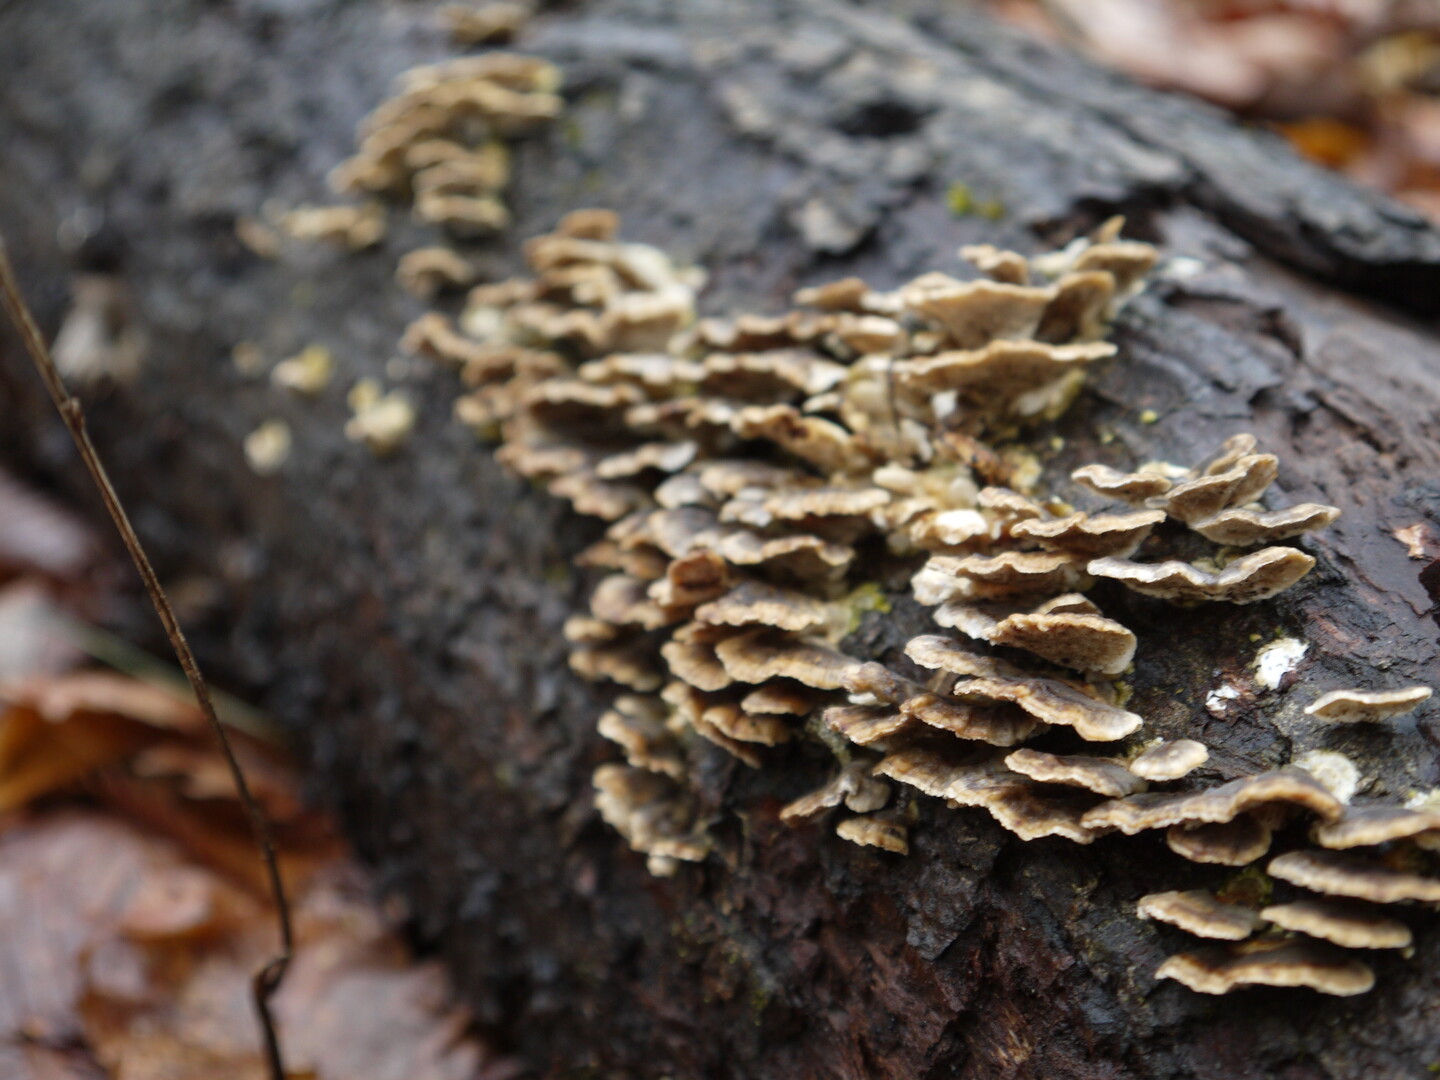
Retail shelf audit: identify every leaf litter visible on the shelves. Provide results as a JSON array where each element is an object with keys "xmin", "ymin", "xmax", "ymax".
[{"xmin": 0, "ymin": 465, "xmax": 513, "ymax": 1080}]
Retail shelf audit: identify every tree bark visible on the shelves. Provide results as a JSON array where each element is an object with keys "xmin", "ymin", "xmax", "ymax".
[{"xmin": 4, "ymin": 1, "xmax": 1440, "ymax": 1077}]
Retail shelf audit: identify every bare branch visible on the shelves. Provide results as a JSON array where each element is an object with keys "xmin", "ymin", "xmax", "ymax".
[{"xmin": 0, "ymin": 233, "xmax": 293, "ymax": 1080}]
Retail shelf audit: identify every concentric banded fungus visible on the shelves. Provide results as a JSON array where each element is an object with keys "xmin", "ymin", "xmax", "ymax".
[
  {"xmin": 569, "ymin": 640, "xmax": 663, "ymax": 692},
  {"xmin": 713, "ymin": 630, "xmax": 857, "ymax": 690},
  {"xmin": 298, "ymin": 115, "xmax": 1422, "ymax": 994},
  {"xmin": 1010, "ymin": 509, "xmax": 1164, "ymax": 558},
  {"xmin": 823, "ymin": 705, "xmax": 918, "ymax": 748},
  {"xmin": 987, "ymin": 611, "xmax": 1137, "ymax": 675},
  {"xmin": 593, "ymin": 763, "xmax": 710, "ymax": 876},
  {"xmin": 661, "ymin": 637, "xmax": 734, "ymax": 693},
  {"xmin": 781, "ymin": 762, "xmax": 890, "ymax": 823},
  {"xmin": 740, "ymin": 684, "xmax": 815, "ymax": 716},
  {"xmin": 1269, "ymin": 850, "xmax": 1440, "ymax": 902},
  {"xmin": 1313, "ymin": 805, "xmax": 1440, "ymax": 849},
  {"xmin": 1304, "ymin": 686, "xmax": 1433, "ymax": 723},
  {"xmin": 898, "ymin": 276, "xmax": 1058, "ymax": 348},
  {"xmin": 1130, "ymin": 739, "xmax": 1209, "ymax": 782},
  {"xmin": 959, "ymin": 244, "xmax": 1030, "ymax": 286},
  {"xmin": 279, "ymin": 203, "xmax": 386, "ymax": 249},
  {"xmin": 1070, "ymin": 463, "xmax": 1173, "ymax": 502},
  {"xmin": 897, "ymin": 340, "xmax": 1115, "ymax": 399},
  {"xmin": 1156, "ymin": 941, "xmax": 1374, "ymax": 996},
  {"xmin": 1137, "ymin": 890, "xmax": 1261, "ymax": 940},
  {"xmin": 1005, "ymin": 748, "xmax": 1145, "ymax": 797},
  {"xmin": 1148, "ymin": 453, "xmax": 1279, "ymax": 524},
  {"xmin": 983, "ymin": 786, "xmax": 1108, "ymax": 843},
  {"xmin": 836, "ymin": 814, "xmax": 909, "ymax": 853},
  {"xmin": 904, "ymin": 635, "xmax": 1141, "ymax": 741},
  {"xmin": 902, "ymin": 693, "xmax": 1043, "ymax": 747},
  {"xmin": 597, "ymin": 695, "xmax": 686, "ymax": 780},
  {"xmin": 700, "ymin": 703, "xmax": 793, "ymax": 746},
  {"xmin": 1166, "ymin": 816, "xmax": 1274, "ymax": 866},
  {"xmin": 694, "ymin": 582, "xmax": 829, "ymax": 633},
  {"xmin": 914, "ymin": 551, "xmax": 1085, "ymax": 604},
  {"xmin": 873, "ymin": 746, "xmax": 1012, "ymax": 802},
  {"xmin": 1087, "ymin": 547, "xmax": 1316, "ymax": 604},
  {"xmin": 1190, "ymin": 504, "xmax": 1341, "ymax": 546},
  {"xmin": 1083, "ymin": 769, "xmax": 1344, "ymax": 834},
  {"xmin": 1262, "ymin": 898, "xmax": 1412, "ymax": 950},
  {"xmin": 396, "ymin": 247, "xmax": 476, "ymax": 297},
  {"xmin": 957, "ymin": 676, "xmax": 1141, "ymax": 742}
]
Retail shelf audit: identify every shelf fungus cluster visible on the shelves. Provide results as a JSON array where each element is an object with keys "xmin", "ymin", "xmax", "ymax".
[
  {"xmin": 1135, "ymin": 817, "xmax": 1440, "ymax": 996},
  {"xmin": 277, "ymin": 52, "xmax": 562, "ymax": 270},
  {"xmin": 392, "ymin": 209, "xmax": 1183, "ymax": 870},
  {"xmin": 304, "ymin": 50, "xmax": 1437, "ymax": 997},
  {"xmin": 387, "ymin": 208, "xmax": 1435, "ymax": 991}
]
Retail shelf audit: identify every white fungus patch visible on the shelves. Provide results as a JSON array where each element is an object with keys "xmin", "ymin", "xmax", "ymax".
[
  {"xmin": 1295, "ymin": 750, "xmax": 1361, "ymax": 805},
  {"xmin": 1205, "ymin": 683, "xmax": 1242, "ymax": 717},
  {"xmin": 1254, "ymin": 637, "xmax": 1308, "ymax": 691}
]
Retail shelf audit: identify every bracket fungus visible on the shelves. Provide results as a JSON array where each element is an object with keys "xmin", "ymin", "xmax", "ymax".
[
  {"xmin": 1004, "ymin": 748, "xmax": 1145, "ymax": 798},
  {"xmin": 295, "ymin": 74, "xmax": 1436, "ymax": 995},
  {"xmin": 1156, "ymin": 941, "xmax": 1375, "ymax": 997},
  {"xmin": 835, "ymin": 814, "xmax": 910, "ymax": 854},
  {"xmin": 1129, "ymin": 739, "xmax": 1209, "ymax": 782},
  {"xmin": 1166, "ymin": 816, "xmax": 1275, "ymax": 866},
  {"xmin": 1136, "ymin": 890, "xmax": 1262, "ymax": 940},
  {"xmin": 1304, "ymin": 686, "xmax": 1433, "ymax": 723},
  {"xmin": 1312, "ymin": 804, "xmax": 1440, "ymax": 849},
  {"xmin": 1084, "ymin": 769, "xmax": 1343, "ymax": 835},
  {"xmin": 1087, "ymin": 548, "xmax": 1316, "ymax": 605},
  {"xmin": 1269, "ymin": 850, "xmax": 1440, "ymax": 903},
  {"xmin": 1261, "ymin": 898, "xmax": 1412, "ymax": 950}
]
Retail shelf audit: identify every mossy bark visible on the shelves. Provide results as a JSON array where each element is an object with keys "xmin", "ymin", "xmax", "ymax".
[{"xmin": 3, "ymin": 1, "xmax": 1440, "ymax": 1077}]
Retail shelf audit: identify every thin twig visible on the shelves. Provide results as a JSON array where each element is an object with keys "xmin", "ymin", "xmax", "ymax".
[{"xmin": 0, "ymin": 234, "xmax": 293, "ymax": 1080}]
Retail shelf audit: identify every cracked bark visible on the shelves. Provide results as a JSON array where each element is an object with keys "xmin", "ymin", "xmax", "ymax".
[{"xmin": 2, "ymin": 1, "xmax": 1440, "ymax": 1077}]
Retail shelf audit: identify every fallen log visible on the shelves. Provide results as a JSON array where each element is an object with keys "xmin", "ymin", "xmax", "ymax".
[{"xmin": 3, "ymin": 1, "xmax": 1440, "ymax": 1077}]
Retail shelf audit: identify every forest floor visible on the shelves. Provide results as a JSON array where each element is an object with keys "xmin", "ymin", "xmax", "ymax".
[{"xmin": 0, "ymin": 463, "xmax": 514, "ymax": 1080}]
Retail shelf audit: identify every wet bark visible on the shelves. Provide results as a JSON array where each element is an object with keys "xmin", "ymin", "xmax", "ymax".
[{"xmin": 3, "ymin": 1, "xmax": 1440, "ymax": 1077}]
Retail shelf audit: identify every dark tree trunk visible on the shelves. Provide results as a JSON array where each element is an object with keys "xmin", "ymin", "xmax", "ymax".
[{"xmin": 3, "ymin": 2, "xmax": 1440, "ymax": 1077}]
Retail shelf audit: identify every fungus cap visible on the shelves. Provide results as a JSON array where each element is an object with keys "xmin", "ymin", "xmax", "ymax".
[
  {"xmin": 902, "ymin": 693, "xmax": 1044, "ymax": 747},
  {"xmin": 694, "ymin": 581, "xmax": 829, "ymax": 633},
  {"xmin": 1005, "ymin": 748, "xmax": 1145, "ymax": 798},
  {"xmin": 1269, "ymin": 849, "xmax": 1440, "ymax": 903},
  {"xmin": 1156, "ymin": 941, "xmax": 1374, "ymax": 997},
  {"xmin": 712, "ymin": 630, "xmax": 859, "ymax": 690},
  {"xmin": 988, "ymin": 611, "xmax": 1137, "ymax": 676},
  {"xmin": 1304, "ymin": 686, "xmax": 1432, "ymax": 723},
  {"xmin": 1011, "ymin": 509, "xmax": 1164, "ymax": 559},
  {"xmin": 597, "ymin": 696, "xmax": 687, "ymax": 780},
  {"xmin": 700, "ymin": 703, "xmax": 793, "ymax": 746},
  {"xmin": 1070, "ymin": 464, "xmax": 1173, "ymax": 503},
  {"xmin": 1137, "ymin": 890, "xmax": 1261, "ymax": 940},
  {"xmin": 1148, "ymin": 454, "xmax": 1279, "ymax": 524},
  {"xmin": 1190, "ymin": 503, "xmax": 1341, "ymax": 546},
  {"xmin": 1261, "ymin": 898, "xmax": 1412, "ymax": 950},
  {"xmin": 1129, "ymin": 739, "xmax": 1209, "ymax": 782},
  {"xmin": 781, "ymin": 762, "xmax": 891, "ymax": 823},
  {"xmin": 984, "ymin": 786, "xmax": 1109, "ymax": 844},
  {"xmin": 899, "ymin": 276, "xmax": 1057, "ymax": 348},
  {"xmin": 958, "ymin": 674, "xmax": 1143, "ymax": 742},
  {"xmin": 823, "ymin": 704, "xmax": 918, "ymax": 747},
  {"xmin": 1087, "ymin": 547, "xmax": 1316, "ymax": 604},
  {"xmin": 1083, "ymin": 768, "xmax": 1344, "ymax": 834},
  {"xmin": 1166, "ymin": 816, "xmax": 1273, "ymax": 866},
  {"xmin": 1313, "ymin": 805, "xmax": 1440, "ymax": 849},
  {"xmin": 660, "ymin": 637, "xmax": 734, "ymax": 693},
  {"xmin": 836, "ymin": 814, "xmax": 909, "ymax": 853}
]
